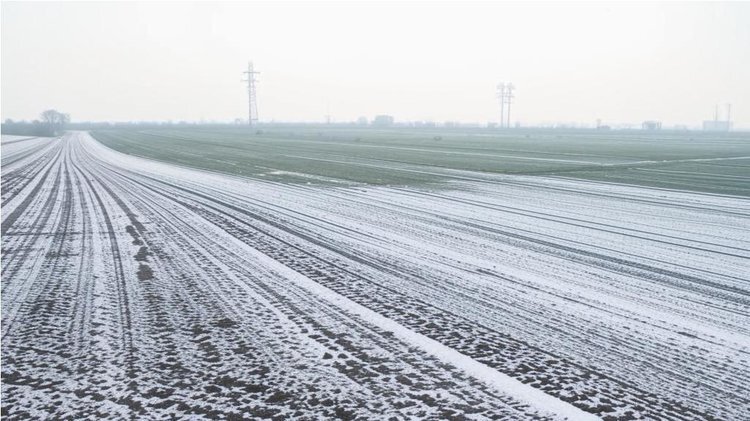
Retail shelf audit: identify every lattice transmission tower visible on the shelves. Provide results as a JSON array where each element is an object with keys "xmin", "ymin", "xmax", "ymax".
[
  {"xmin": 505, "ymin": 83, "xmax": 515, "ymax": 128},
  {"xmin": 242, "ymin": 61, "xmax": 260, "ymax": 126},
  {"xmin": 496, "ymin": 82, "xmax": 515, "ymax": 128},
  {"xmin": 496, "ymin": 83, "xmax": 506, "ymax": 128}
]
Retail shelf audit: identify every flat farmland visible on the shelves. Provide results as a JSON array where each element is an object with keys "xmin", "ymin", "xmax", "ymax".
[
  {"xmin": 93, "ymin": 127, "xmax": 750, "ymax": 195},
  {"xmin": 2, "ymin": 129, "xmax": 749, "ymax": 419}
]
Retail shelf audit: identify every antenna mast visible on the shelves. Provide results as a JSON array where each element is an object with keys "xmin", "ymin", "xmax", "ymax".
[{"xmin": 242, "ymin": 61, "xmax": 260, "ymax": 126}]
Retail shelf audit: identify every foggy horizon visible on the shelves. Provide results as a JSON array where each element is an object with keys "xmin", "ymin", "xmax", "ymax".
[{"xmin": 3, "ymin": 1, "xmax": 750, "ymax": 128}]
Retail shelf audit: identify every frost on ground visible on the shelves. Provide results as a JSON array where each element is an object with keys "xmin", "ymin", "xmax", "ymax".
[{"xmin": 1, "ymin": 132, "xmax": 748, "ymax": 420}]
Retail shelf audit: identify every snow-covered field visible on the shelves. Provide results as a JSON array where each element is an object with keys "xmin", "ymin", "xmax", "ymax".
[{"xmin": 2, "ymin": 131, "xmax": 748, "ymax": 419}]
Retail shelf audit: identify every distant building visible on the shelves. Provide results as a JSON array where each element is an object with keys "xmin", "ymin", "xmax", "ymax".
[
  {"xmin": 372, "ymin": 115, "xmax": 394, "ymax": 127},
  {"xmin": 703, "ymin": 120, "xmax": 731, "ymax": 131},
  {"xmin": 357, "ymin": 116, "xmax": 368, "ymax": 125},
  {"xmin": 642, "ymin": 120, "xmax": 662, "ymax": 130}
]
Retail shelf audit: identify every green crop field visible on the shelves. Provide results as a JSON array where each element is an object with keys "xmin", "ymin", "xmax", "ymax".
[{"xmin": 91, "ymin": 126, "xmax": 750, "ymax": 196}]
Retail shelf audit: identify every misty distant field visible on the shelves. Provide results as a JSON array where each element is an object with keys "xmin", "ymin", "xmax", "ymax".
[{"xmin": 92, "ymin": 127, "xmax": 750, "ymax": 196}]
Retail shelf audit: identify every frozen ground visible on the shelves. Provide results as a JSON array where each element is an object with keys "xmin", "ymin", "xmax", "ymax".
[{"xmin": 2, "ymin": 132, "xmax": 749, "ymax": 419}]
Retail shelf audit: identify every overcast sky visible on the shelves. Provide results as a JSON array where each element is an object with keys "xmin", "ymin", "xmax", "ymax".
[{"xmin": 2, "ymin": 1, "xmax": 749, "ymax": 127}]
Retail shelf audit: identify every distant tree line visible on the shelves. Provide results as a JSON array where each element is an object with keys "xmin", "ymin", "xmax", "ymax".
[{"xmin": 2, "ymin": 109, "xmax": 70, "ymax": 137}]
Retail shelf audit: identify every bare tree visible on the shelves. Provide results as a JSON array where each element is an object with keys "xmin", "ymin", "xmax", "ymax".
[{"xmin": 40, "ymin": 109, "xmax": 70, "ymax": 136}]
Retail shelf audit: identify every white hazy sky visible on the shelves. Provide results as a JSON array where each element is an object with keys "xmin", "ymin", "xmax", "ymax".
[{"xmin": 2, "ymin": 1, "xmax": 749, "ymax": 127}]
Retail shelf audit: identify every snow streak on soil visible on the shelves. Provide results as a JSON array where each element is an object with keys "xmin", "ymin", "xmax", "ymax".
[{"xmin": 2, "ymin": 132, "xmax": 749, "ymax": 420}]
